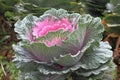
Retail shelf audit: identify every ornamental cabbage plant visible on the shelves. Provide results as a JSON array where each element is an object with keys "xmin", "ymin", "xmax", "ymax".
[{"xmin": 13, "ymin": 8, "xmax": 114, "ymax": 80}]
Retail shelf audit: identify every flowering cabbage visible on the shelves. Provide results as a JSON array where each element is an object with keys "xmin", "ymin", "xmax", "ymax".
[{"xmin": 13, "ymin": 8, "xmax": 113, "ymax": 80}]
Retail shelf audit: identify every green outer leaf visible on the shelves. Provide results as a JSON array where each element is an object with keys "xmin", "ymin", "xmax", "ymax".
[
  {"xmin": 78, "ymin": 14, "xmax": 104, "ymax": 46},
  {"xmin": 13, "ymin": 41, "xmax": 112, "ymax": 78},
  {"xmin": 14, "ymin": 14, "xmax": 38, "ymax": 41},
  {"xmin": 12, "ymin": 43, "xmax": 33, "ymax": 62},
  {"xmin": 78, "ymin": 42, "xmax": 112, "ymax": 70},
  {"xmin": 53, "ymin": 53, "xmax": 80, "ymax": 66},
  {"xmin": 52, "ymin": 14, "xmax": 104, "ymax": 66},
  {"xmin": 14, "ymin": 60, "xmax": 70, "ymax": 80},
  {"xmin": 74, "ymin": 61, "xmax": 115, "ymax": 80},
  {"xmin": 22, "ymin": 42, "xmax": 66, "ymax": 62},
  {"xmin": 53, "ymin": 40, "xmax": 94, "ymax": 66},
  {"xmin": 37, "ymin": 42, "xmax": 112, "ymax": 76},
  {"xmin": 64, "ymin": 14, "xmax": 103, "ymax": 53},
  {"xmin": 44, "ymin": 8, "xmax": 68, "ymax": 18},
  {"xmin": 18, "ymin": 71, "xmax": 69, "ymax": 80},
  {"xmin": 76, "ymin": 60, "xmax": 114, "ymax": 78}
]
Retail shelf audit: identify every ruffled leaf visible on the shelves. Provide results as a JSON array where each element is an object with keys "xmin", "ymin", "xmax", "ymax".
[
  {"xmin": 18, "ymin": 69, "xmax": 69, "ymax": 80},
  {"xmin": 36, "ymin": 30, "xmax": 69, "ymax": 47},
  {"xmin": 43, "ymin": 8, "xmax": 68, "ymax": 18},
  {"xmin": 52, "ymin": 14, "xmax": 104, "ymax": 66},
  {"xmin": 14, "ymin": 14, "xmax": 38, "ymax": 41},
  {"xmin": 78, "ymin": 42, "xmax": 112, "ymax": 70},
  {"xmin": 39, "ymin": 42, "xmax": 112, "ymax": 76},
  {"xmin": 14, "ymin": 42, "xmax": 67, "ymax": 62},
  {"xmin": 13, "ymin": 39, "xmax": 113, "ymax": 80},
  {"xmin": 43, "ymin": 8, "xmax": 80, "ymax": 28},
  {"xmin": 53, "ymin": 40, "xmax": 93, "ymax": 66},
  {"xmin": 61, "ymin": 14, "xmax": 104, "ymax": 55},
  {"xmin": 76, "ymin": 61, "xmax": 111, "ymax": 77}
]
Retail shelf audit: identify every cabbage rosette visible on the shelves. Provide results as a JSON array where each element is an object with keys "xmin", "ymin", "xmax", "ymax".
[{"xmin": 13, "ymin": 8, "xmax": 113, "ymax": 80}]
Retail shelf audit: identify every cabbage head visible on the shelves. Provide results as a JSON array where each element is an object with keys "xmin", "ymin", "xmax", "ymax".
[{"xmin": 13, "ymin": 8, "xmax": 114, "ymax": 80}]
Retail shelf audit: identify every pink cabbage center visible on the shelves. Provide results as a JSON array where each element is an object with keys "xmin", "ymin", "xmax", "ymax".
[{"xmin": 32, "ymin": 17, "xmax": 72, "ymax": 47}]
